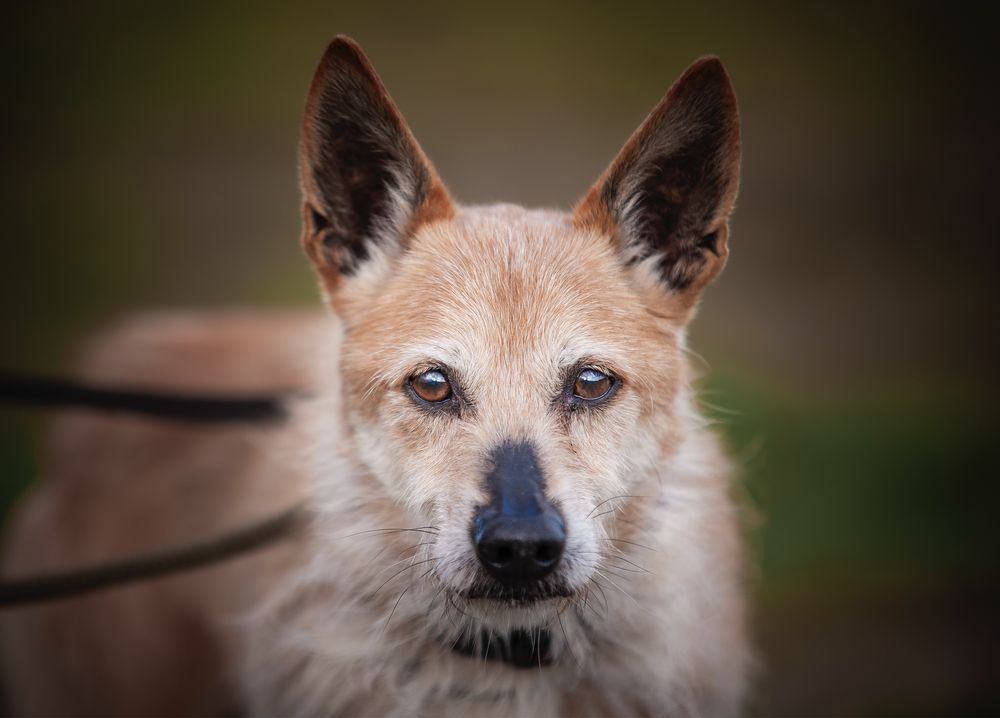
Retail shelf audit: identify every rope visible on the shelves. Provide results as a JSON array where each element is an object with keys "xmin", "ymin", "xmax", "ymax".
[
  {"xmin": 0, "ymin": 506, "xmax": 306, "ymax": 608},
  {"xmin": 0, "ymin": 372, "xmax": 289, "ymax": 423},
  {"xmin": 0, "ymin": 371, "xmax": 301, "ymax": 608}
]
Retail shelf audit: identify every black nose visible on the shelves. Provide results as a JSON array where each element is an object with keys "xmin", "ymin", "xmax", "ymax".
[
  {"xmin": 474, "ymin": 513, "xmax": 566, "ymax": 584},
  {"xmin": 473, "ymin": 442, "xmax": 566, "ymax": 585}
]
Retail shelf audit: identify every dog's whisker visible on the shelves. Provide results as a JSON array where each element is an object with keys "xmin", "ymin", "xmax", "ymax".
[
  {"xmin": 555, "ymin": 601, "xmax": 582, "ymax": 669},
  {"xmin": 381, "ymin": 585, "xmax": 411, "ymax": 635},
  {"xmin": 610, "ymin": 554, "xmax": 652, "ymax": 572},
  {"xmin": 446, "ymin": 591, "xmax": 473, "ymax": 619},
  {"xmin": 429, "ymin": 580, "xmax": 448, "ymax": 604},
  {"xmin": 596, "ymin": 565, "xmax": 641, "ymax": 583},
  {"xmin": 611, "ymin": 515, "xmax": 642, "ymax": 529},
  {"xmin": 680, "ymin": 343, "xmax": 712, "ymax": 371},
  {"xmin": 390, "ymin": 541, "xmax": 435, "ymax": 560},
  {"xmin": 593, "ymin": 570, "xmax": 643, "ymax": 611},
  {"xmin": 427, "ymin": 582, "xmax": 452, "ymax": 634},
  {"xmin": 589, "ymin": 503, "xmax": 634, "ymax": 521},
  {"xmin": 580, "ymin": 585, "xmax": 604, "ymax": 621},
  {"xmin": 574, "ymin": 550, "xmax": 649, "ymax": 574},
  {"xmin": 574, "ymin": 546, "xmax": 631, "ymax": 559},
  {"xmin": 331, "ymin": 526, "xmax": 440, "ymax": 541},
  {"xmin": 416, "ymin": 564, "xmax": 438, "ymax": 581},
  {"xmin": 563, "ymin": 595, "xmax": 588, "ymax": 627},
  {"xmin": 556, "ymin": 595, "xmax": 575, "ymax": 618},
  {"xmin": 374, "ymin": 549, "xmax": 433, "ymax": 578},
  {"xmin": 378, "ymin": 562, "xmax": 443, "ymax": 638},
  {"xmin": 368, "ymin": 541, "xmax": 427, "ymax": 569},
  {"xmin": 585, "ymin": 494, "xmax": 650, "ymax": 520},
  {"xmin": 580, "ymin": 551, "xmax": 651, "ymax": 573},
  {"xmin": 370, "ymin": 557, "xmax": 440, "ymax": 598},
  {"xmin": 587, "ymin": 578, "xmax": 611, "ymax": 614},
  {"xmin": 483, "ymin": 630, "xmax": 493, "ymax": 667},
  {"xmin": 601, "ymin": 536, "xmax": 658, "ymax": 552},
  {"xmin": 604, "ymin": 559, "xmax": 653, "ymax": 575}
]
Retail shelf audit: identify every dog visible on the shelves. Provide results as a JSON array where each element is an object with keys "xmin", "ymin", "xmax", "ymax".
[{"xmin": 0, "ymin": 35, "xmax": 747, "ymax": 717}]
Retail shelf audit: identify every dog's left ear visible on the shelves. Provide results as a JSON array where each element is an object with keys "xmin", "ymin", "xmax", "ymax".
[
  {"xmin": 574, "ymin": 57, "xmax": 740, "ymax": 313},
  {"xmin": 300, "ymin": 36, "xmax": 454, "ymax": 284}
]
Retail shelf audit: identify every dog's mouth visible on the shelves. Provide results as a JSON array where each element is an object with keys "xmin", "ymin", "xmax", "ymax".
[{"xmin": 461, "ymin": 579, "xmax": 573, "ymax": 605}]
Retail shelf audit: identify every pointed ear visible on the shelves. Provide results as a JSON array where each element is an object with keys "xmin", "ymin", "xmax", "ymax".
[
  {"xmin": 573, "ymin": 57, "xmax": 740, "ymax": 309},
  {"xmin": 299, "ymin": 36, "xmax": 454, "ymax": 283}
]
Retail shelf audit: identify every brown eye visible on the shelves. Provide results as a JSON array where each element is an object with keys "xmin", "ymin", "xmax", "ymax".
[
  {"xmin": 574, "ymin": 368, "xmax": 613, "ymax": 401},
  {"xmin": 411, "ymin": 370, "xmax": 452, "ymax": 403}
]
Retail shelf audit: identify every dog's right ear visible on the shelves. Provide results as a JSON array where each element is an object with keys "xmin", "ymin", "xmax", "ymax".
[
  {"xmin": 573, "ymin": 57, "xmax": 740, "ymax": 318},
  {"xmin": 299, "ymin": 36, "xmax": 454, "ymax": 284}
]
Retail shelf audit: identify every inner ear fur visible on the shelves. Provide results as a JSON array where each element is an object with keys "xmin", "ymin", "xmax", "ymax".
[
  {"xmin": 574, "ymin": 56, "xmax": 741, "ymax": 303},
  {"xmin": 299, "ymin": 36, "xmax": 454, "ymax": 282}
]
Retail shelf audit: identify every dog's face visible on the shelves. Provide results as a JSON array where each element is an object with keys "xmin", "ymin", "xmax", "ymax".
[
  {"xmin": 337, "ymin": 208, "xmax": 687, "ymax": 608},
  {"xmin": 299, "ymin": 38, "xmax": 739, "ymax": 624}
]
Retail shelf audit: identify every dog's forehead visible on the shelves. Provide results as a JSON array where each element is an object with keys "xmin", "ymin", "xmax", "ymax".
[
  {"xmin": 408, "ymin": 205, "xmax": 627, "ymax": 314},
  {"xmin": 410, "ymin": 208, "xmax": 640, "ymax": 333},
  {"xmin": 343, "ymin": 204, "xmax": 671, "ymax": 383}
]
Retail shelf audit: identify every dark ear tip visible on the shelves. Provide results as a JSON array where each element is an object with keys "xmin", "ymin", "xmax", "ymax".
[
  {"xmin": 325, "ymin": 35, "xmax": 363, "ymax": 58},
  {"xmin": 688, "ymin": 55, "xmax": 725, "ymax": 72},
  {"xmin": 317, "ymin": 35, "xmax": 368, "ymax": 71},
  {"xmin": 683, "ymin": 56, "xmax": 727, "ymax": 79},
  {"xmin": 306, "ymin": 35, "xmax": 385, "ymax": 120},
  {"xmin": 672, "ymin": 55, "xmax": 737, "ymax": 104}
]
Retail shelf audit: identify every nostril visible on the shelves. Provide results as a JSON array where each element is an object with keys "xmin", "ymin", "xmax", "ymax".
[
  {"xmin": 493, "ymin": 544, "xmax": 512, "ymax": 566},
  {"xmin": 534, "ymin": 542, "xmax": 559, "ymax": 567},
  {"xmin": 479, "ymin": 539, "xmax": 515, "ymax": 569}
]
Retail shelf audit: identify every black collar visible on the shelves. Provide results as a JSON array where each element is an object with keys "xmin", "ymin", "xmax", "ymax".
[{"xmin": 452, "ymin": 628, "xmax": 553, "ymax": 669}]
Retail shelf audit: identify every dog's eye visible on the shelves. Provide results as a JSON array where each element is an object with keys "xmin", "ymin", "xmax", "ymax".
[
  {"xmin": 410, "ymin": 370, "xmax": 452, "ymax": 403},
  {"xmin": 574, "ymin": 368, "xmax": 613, "ymax": 401}
]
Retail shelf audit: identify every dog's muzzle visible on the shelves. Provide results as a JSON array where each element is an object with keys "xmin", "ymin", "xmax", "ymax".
[{"xmin": 472, "ymin": 442, "xmax": 566, "ymax": 588}]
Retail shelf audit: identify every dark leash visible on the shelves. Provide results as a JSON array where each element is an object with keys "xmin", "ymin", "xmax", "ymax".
[
  {"xmin": 0, "ymin": 371, "xmax": 303, "ymax": 608},
  {"xmin": 0, "ymin": 507, "xmax": 305, "ymax": 608},
  {"xmin": 0, "ymin": 372, "xmax": 287, "ymax": 423}
]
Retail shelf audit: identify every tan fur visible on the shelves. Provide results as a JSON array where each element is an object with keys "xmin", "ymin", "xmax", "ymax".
[
  {"xmin": 0, "ymin": 310, "xmax": 321, "ymax": 716},
  {"xmin": 1, "ymin": 38, "xmax": 748, "ymax": 717}
]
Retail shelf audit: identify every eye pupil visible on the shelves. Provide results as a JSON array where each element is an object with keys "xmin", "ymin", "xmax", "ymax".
[
  {"xmin": 574, "ymin": 369, "xmax": 612, "ymax": 400},
  {"xmin": 412, "ymin": 370, "xmax": 452, "ymax": 403}
]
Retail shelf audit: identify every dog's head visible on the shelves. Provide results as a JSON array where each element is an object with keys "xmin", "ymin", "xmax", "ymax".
[{"xmin": 299, "ymin": 37, "xmax": 739, "ymax": 626}]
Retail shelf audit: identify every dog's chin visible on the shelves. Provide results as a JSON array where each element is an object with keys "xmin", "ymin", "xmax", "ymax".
[{"xmin": 461, "ymin": 581, "xmax": 574, "ymax": 606}]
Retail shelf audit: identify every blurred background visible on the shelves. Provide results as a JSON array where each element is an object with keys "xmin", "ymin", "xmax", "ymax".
[{"xmin": 1, "ymin": 2, "xmax": 998, "ymax": 715}]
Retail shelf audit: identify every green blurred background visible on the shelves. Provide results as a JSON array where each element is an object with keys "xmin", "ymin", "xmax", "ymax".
[{"xmin": 1, "ymin": 2, "xmax": 998, "ymax": 715}]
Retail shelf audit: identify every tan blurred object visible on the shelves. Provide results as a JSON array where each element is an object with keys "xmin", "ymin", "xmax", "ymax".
[{"xmin": 1, "ymin": 310, "xmax": 320, "ymax": 715}]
